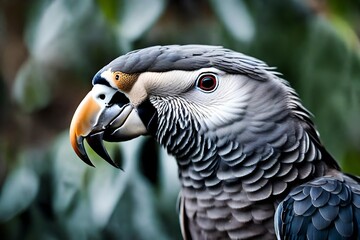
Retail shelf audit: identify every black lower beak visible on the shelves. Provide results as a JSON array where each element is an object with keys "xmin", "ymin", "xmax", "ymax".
[
  {"xmin": 86, "ymin": 132, "xmax": 122, "ymax": 169},
  {"xmin": 75, "ymin": 136, "xmax": 95, "ymax": 167}
]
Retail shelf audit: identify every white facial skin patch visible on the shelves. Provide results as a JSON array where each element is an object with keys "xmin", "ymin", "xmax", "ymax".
[{"xmin": 91, "ymin": 84, "xmax": 118, "ymax": 108}]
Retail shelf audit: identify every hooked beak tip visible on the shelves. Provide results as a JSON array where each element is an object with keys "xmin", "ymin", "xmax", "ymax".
[
  {"xmin": 86, "ymin": 132, "xmax": 121, "ymax": 169},
  {"xmin": 69, "ymin": 91, "xmax": 99, "ymax": 167},
  {"xmin": 70, "ymin": 134, "xmax": 95, "ymax": 167},
  {"xmin": 69, "ymin": 119, "xmax": 120, "ymax": 169},
  {"xmin": 69, "ymin": 90, "xmax": 126, "ymax": 169}
]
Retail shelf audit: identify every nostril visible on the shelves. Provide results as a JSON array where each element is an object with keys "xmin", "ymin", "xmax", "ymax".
[{"xmin": 99, "ymin": 94, "xmax": 106, "ymax": 100}]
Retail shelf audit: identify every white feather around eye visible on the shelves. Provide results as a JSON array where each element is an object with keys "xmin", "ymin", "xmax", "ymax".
[
  {"xmin": 184, "ymin": 74, "xmax": 254, "ymax": 127},
  {"xmin": 138, "ymin": 68, "xmax": 224, "ymax": 96},
  {"xmin": 91, "ymin": 84, "xmax": 117, "ymax": 108}
]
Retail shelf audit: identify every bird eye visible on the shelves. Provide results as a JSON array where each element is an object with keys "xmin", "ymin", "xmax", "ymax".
[
  {"xmin": 98, "ymin": 94, "xmax": 106, "ymax": 100},
  {"xmin": 196, "ymin": 74, "xmax": 218, "ymax": 92}
]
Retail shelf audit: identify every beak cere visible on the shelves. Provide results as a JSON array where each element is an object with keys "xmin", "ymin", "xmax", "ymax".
[{"xmin": 69, "ymin": 87, "xmax": 149, "ymax": 168}]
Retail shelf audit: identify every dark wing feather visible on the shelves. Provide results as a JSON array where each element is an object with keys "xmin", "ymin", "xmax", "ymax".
[{"xmin": 275, "ymin": 174, "xmax": 360, "ymax": 239}]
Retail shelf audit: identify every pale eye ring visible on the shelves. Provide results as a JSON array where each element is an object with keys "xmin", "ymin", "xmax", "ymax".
[{"xmin": 196, "ymin": 73, "xmax": 218, "ymax": 92}]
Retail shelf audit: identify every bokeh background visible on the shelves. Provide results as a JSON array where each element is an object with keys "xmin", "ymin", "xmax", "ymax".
[{"xmin": 0, "ymin": 0, "xmax": 359, "ymax": 239}]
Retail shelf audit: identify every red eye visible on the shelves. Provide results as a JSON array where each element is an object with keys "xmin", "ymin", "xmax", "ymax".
[{"xmin": 197, "ymin": 74, "xmax": 218, "ymax": 92}]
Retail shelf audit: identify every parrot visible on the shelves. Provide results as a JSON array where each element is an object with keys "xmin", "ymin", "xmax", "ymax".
[{"xmin": 69, "ymin": 45, "xmax": 360, "ymax": 240}]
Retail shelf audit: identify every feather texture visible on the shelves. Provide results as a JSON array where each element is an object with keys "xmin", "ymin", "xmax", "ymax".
[
  {"xmin": 85, "ymin": 45, "xmax": 359, "ymax": 239},
  {"xmin": 275, "ymin": 174, "xmax": 360, "ymax": 240},
  {"xmin": 133, "ymin": 45, "xmax": 351, "ymax": 239}
]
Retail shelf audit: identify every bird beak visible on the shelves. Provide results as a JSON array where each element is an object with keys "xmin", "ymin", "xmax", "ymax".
[{"xmin": 69, "ymin": 89, "xmax": 147, "ymax": 168}]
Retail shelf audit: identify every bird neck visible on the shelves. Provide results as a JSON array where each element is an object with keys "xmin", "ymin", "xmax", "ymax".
[{"xmin": 152, "ymin": 94, "xmax": 338, "ymax": 201}]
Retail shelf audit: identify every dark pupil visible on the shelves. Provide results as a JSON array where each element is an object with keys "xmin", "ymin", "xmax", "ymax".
[{"xmin": 201, "ymin": 76, "xmax": 215, "ymax": 89}]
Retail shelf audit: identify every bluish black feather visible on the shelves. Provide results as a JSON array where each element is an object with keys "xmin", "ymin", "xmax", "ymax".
[{"xmin": 275, "ymin": 176, "xmax": 360, "ymax": 239}]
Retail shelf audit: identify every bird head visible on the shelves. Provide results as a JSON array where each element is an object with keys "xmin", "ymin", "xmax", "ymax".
[{"xmin": 69, "ymin": 45, "xmax": 301, "ymax": 168}]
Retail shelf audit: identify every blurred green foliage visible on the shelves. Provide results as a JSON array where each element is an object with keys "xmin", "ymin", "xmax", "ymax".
[{"xmin": 0, "ymin": 0, "xmax": 359, "ymax": 239}]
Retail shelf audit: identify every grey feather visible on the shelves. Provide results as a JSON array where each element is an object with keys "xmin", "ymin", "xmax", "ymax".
[
  {"xmin": 97, "ymin": 45, "xmax": 274, "ymax": 79},
  {"xmin": 92, "ymin": 45, "xmax": 360, "ymax": 239},
  {"xmin": 144, "ymin": 45, "xmax": 343, "ymax": 239}
]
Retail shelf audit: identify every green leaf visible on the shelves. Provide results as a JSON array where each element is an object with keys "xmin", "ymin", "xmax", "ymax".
[
  {"xmin": 342, "ymin": 149, "xmax": 360, "ymax": 175},
  {"xmin": 51, "ymin": 132, "xmax": 88, "ymax": 216},
  {"xmin": 12, "ymin": 59, "xmax": 52, "ymax": 112},
  {"xmin": 0, "ymin": 163, "xmax": 39, "ymax": 222},
  {"xmin": 117, "ymin": 0, "xmax": 165, "ymax": 41},
  {"xmin": 296, "ymin": 17, "xmax": 360, "ymax": 160},
  {"xmin": 97, "ymin": 0, "xmax": 121, "ymax": 24},
  {"xmin": 25, "ymin": 0, "xmax": 103, "ymax": 69},
  {"xmin": 97, "ymin": 0, "xmax": 166, "ymax": 52},
  {"xmin": 87, "ymin": 138, "xmax": 142, "ymax": 228},
  {"xmin": 210, "ymin": 0, "xmax": 255, "ymax": 42}
]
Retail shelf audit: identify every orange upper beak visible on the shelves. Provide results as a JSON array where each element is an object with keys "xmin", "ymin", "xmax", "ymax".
[
  {"xmin": 69, "ymin": 86, "xmax": 149, "ymax": 168},
  {"xmin": 69, "ymin": 91, "xmax": 121, "ymax": 168},
  {"xmin": 70, "ymin": 92, "xmax": 101, "ymax": 167}
]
